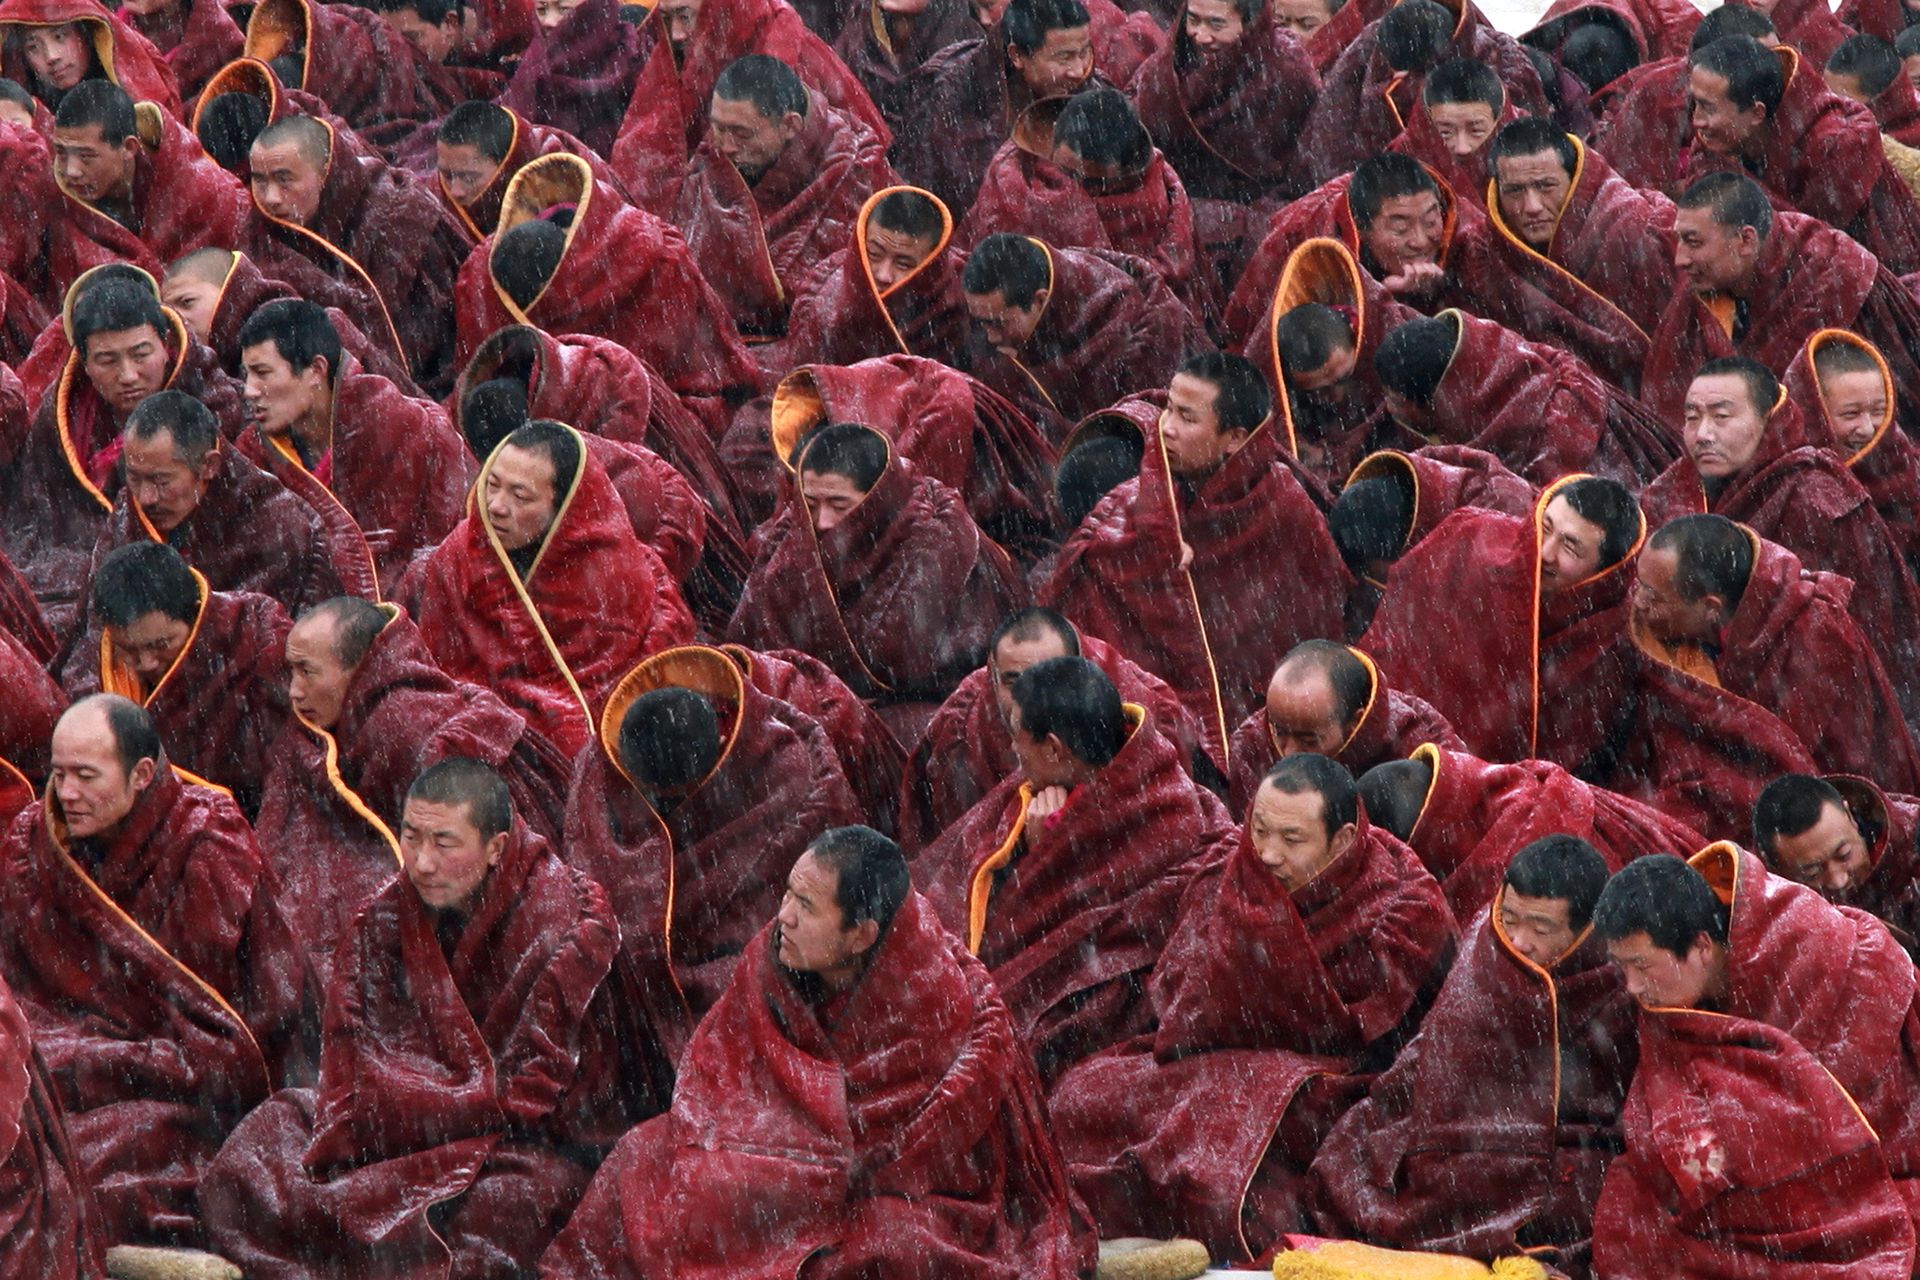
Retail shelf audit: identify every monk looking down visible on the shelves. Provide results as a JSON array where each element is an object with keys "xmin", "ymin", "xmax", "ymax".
[{"xmin": 1754, "ymin": 773, "xmax": 1920, "ymax": 956}]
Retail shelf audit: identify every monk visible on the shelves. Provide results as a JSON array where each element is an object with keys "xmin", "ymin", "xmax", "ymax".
[
  {"xmin": 1358, "ymin": 743, "xmax": 1704, "ymax": 923},
  {"xmin": 727, "ymin": 420, "xmax": 1025, "ymax": 741},
  {"xmin": 204, "ymin": 758, "xmax": 654, "ymax": 1280},
  {"xmin": 1279, "ymin": 0, "xmax": 1368, "ymax": 73},
  {"xmin": 61, "ymin": 542, "xmax": 289, "ymax": 813},
  {"xmin": 240, "ymin": 0, "xmax": 458, "ymax": 135},
  {"xmin": 498, "ymin": 0, "xmax": 644, "ymax": 157},
  {"xmin": 1225, "ymin": 639, "xmax": 1462, "ymax": 819},
  {"xmin": 1753, "ymin": 773, "xmax": 1920, "ymax": 961},
  {"xmin": 563, "ymin": 644, "xmax": 867, "ymax": 1061},
  {"xmin": 257, "ymin": 596, "xmax": 573, "ymax": 981},
  {"xmin": 538, "ymin": 825, "xmax": 1095, "ymax": 1279},
  {"xmin": 901, "ymin": 606, "xmax": 1208, "ymax": 851},
  {"xmin": 233, "ymin": 298, "xmax": 472, "ymax": 592},
  {"xmin": 427, "ymin": 100, "xmax": 618, "ymax": 241},
  {"xmin": 1307, "ymin": 836, "xmax": 1637, "ymax": 1275},
  {"xmin": 118, "ymin": 0, "xmax": 239, "ymax": 100},
  {"xmin": 913, "ymin": 656, "xmax": 1228, "ymax": 1084},
  {"xmin": 1042, "ymin": 355, "xmax": 1350, "ymax": 765},
  {"xmin": 674, "ymin": 54, "xmax": 893, "ymax": 335},
  {"xmin": 831, "ymin": 0, "xmax": 977, "ymax": 135},
  {"xmin": 1371, "ymin": 308, "xmax": 1680, "ymax": 487},
  {"xmin": 958, "ymin": 232, "xmax": 1207, "ymax": 444},
  {"xmin": 1633, "ymin": 514, "xmax": 1920, "ymax": 796},
  {"xmin": 1590, "ymin": 850, "xmax": 1920, "ymax": 1275},
  {"xmin": 0, "ymin": 0, "xmax": 179, "ymax": 116},
  {"xmin": 0, "ymin": 695, "xmax": 313, "ymax": 1247},
  {"xmin": 1389, "ymin": 57, "xmax": 1517, "ymax": 212},
  {"xmin": 1828, "ymin": 33, "xmax": 1920, "ymax": 146},
  {"xmin": 1050, "ymin": 754, "xmax": 1456, "ymax": 1261},
  {"xmin": 0, "ymin": 966, "xmax": 104, "ymax": 1277}
]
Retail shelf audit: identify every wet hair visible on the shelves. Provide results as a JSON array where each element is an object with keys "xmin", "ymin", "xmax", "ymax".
[
  {"xmin": 1261, "ymin": 752, "xmax": 1359, "ymax": 836},
  {"xmin": 1276, "ymin": 303, "xmax": 1357, "ymax": 377},
  {"xmin": 1560, "ymin": 21, "xmax": 1636, "ymax": 92},
  {"xmin": 712, "ymin": 53, "xmax": 809, "ymax": 119},
  {"xmin": 1690, "ymin": 2, "xmax": 1775, "ymax": 52},
  {"xmin": 52, "ymin": 77, "xmax": 133, "ymax": 141},
  {"xmin": 1356, "ymin": 757, "xmax": 1433, "ymax": 841},
  {"xmin": 80, "ymin": 694, "xmax": 164, "ymax": 776},
  {"xmin": 1554, "ymin": 476, "xmax": 1640, "ymax": 569},
  {"xmin": 1897, "ymin": 26, "xmax": 1920, "ymax": 60},
  {"xmin": 1010, "ymin": 655, "xmax": 1126, "ymax": 766},
  {"xmin": 1055, "ymin": 434, "xmax": 1141, "ymax": 528},
  {"xmin": 1348, "ymin": 152, "xmax": 1441, "ymax": 231},
  {"xmin": 504, "ymin": 419, "xmax": 583, "ymax": 501},
  {"xmin": 299, "ymin": 595, "xmax": 390, "ymax": 665},
  {"xmin": 1503, "ymin": 834, "xmax": 1611, "ymax": 927},
  {"xmin": 124, "ymin": 392, "xmax": 218, "ymax": 466},
  {"xmin": 1421, "ymin": 56, "xmax": 1503, "ymax": 111},
  {"xmin": 0, "ymin": 78, "xmax": 34, "ymax": 115},
  {"xmin": 92, "ymin": 542, "xmax": 200, "ymax": 628},
  {"xmin": 1004, "ymin": 0, "xmax": 1090, "ymax": 54},
  {"xmin": 618, "ymin": 688, "xmax": 724, "ymax": 791},
  {"xmin": 408, "ymin": 756, "xmax": 513, "ymax": 841},
  {"xmin": 1277, "ymin": 640, "xmax": 1373, "ymax": 727},
  {"xmin": 1690, "ymin": 35, "xmax": 1785, "ymax": 115},
  {"xmin": 436, "ymin": 100, "xmax": 516, "ymax": 162},
  {"xmin": 868, "ymin": 188, "xmax": 945, "ymax": 242},
  {"xmin": 1177, "ymin": 350, "xmax": 1271, "ymax": 432},
  {"xmin": 963, "ymin": 233, "xmax": 1052, "ymax": 307},
  {"xmin": 1648, "ymin": 513, "xmax": 1753, "ymax": 609},
  {"xmin": 235, "ymin": 297, "xmax": 341, "ymax": 381},
  {"xmin": 1812, "ymin": 338, "xmax": 1884, "ymax": 379},
  {"xmin": 796, "ymin": 421, "xmax": 888, "ymax": 491},
  {"xmin": 1676, "ymin": 170, "xmax": 1772, "ymax": 239},
  {"xmin": 1592, "ymin": 853, "xmax": 1730, "ymax": 954},
  {"xmin": 1329, "ymin": 474, "xmax": 1416, "ymax": 573},
  {"xmin": 72, "ymin": 279, "xmax": 166, "ymax": 359},
  {"xmin": 1693, "ymin": 353, "xmax": 1778, "ymax": 417},
  {"xmin": 1489, "ymin": 115, "xmax": 1577, "ymax": 176},
  {"xmin": 1525, "ymin": 45, "xmax": 1562, "ymax": 111},
  {"xmin": 991, "ymin": 605, "xmax": 1080, "ymax": 656},
  {"xmin": 1752, "ymin": 774, "xmax": 1849, "ymax": 859},
  {"xmin": 1829, "ymin": 33, "xmax": 1901, "ymax": 96},
  {"xmin": 1378, "ymin": 0, "xmax": 1454, "ymax": 73},
  {"xmin": 253, "ymin": 114, "xmax": 332, "ymax": 169},
  {"xmin": 492, "ymin": 218, "xmax": 568, "ymax": 308},
  {"xmin": 1374, "ymin": 314, "xmax": 1460, "ymax": 405},
  {"xmin": 461, "ymin": 377, "xmax": 531, "ymax": 460},
  {"xmin": 807, "ymin": 824, "xmax": 911, "ymax": 936},
  {"xmin": 1053, "ymin": 85, "xmax": 1150, "ymax": 170},
  {"xmin": 195, "ymin": 92, "xmax": 270, "ymax": 171}
]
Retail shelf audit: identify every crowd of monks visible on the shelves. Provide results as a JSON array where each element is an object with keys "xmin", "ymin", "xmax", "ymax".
[{"xmin": 8, "ymin": 0, "xmax": 1920, "ymax": 1272}]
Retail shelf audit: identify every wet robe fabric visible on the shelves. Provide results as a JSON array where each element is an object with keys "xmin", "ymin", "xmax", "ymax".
[
  {"xmin": 0, "ymin": 623, "xmax": 63, "ymax": 783},
  {"xmin": 830, "ymin": 0, "xmax": 976, "ymax": 135},
  {"xmin": 497, "ymin": 0, "xmax": 645, "ymax": 158},
  {"xmin": 1049, "ymin": 817, "xmax": 1456, "ymax": 1263},
  {"xmin": 0, "ymin": 969, "xmax": 105, "ymax": 1278},
  {"xmin": 536, "ymin": 891, "xmax": 1095, "ymax": 1280},
  {"xmin": 241, "ymin": 0, "xmax": 459, "ymax": 148},
  {"xmin": 0, "ymin": 0, "xmax": 180, "ymax": 117},
  {"xmin": 126, "ymin": 0, "xmax": 240, "ymax": 100},
  {"xmin": 194, "ymin": 250, "xmax": 418, "ymax": 396}
]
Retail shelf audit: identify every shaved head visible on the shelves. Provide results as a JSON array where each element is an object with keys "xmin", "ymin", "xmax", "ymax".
[
  {"xmin": 164, "ymin": 246, "xmax": 235, "ymax": 288},
  {"xmin": 253, "ymin": 114, "xmax": 331, "ymax": 168}
]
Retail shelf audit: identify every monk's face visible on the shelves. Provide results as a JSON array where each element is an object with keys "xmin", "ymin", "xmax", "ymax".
[
  {"xmin": 82, "ymin": 322, "xmax": 170, "ymax": 421},
  {"xmin": 159, "ymin": 272, "xmax": 220, "ymax": 342},
  {"xmin": 1536, "ymin": 494, "xmax": 1606, "ymax": 596},
  {"xmin": 1768, "ymin": 798, "xmax": 1873, "ymax": 901},
  {"xmin": 1053, "ymin": 141, "xmax": 1145, "ymax": 197},
  {"xmin": 1819, "ymin": 367, "xmax": 1889, "ymax": 453},
  {"xmin": 1287, "ymin": 339, "xmax": 1358, "ymax": 394},
  {"xmin": 990, "ymin": 631, "xmax": 1071, "ymax": 728},
  {"xmin": 1606, "ymin": 929, "xmax": 1725, "ymax": 1009},
  {"xmin": 0, "ymin": 99, "xmax": 33, "ymax": 130},
  {"xmin": 1359, "ymin": 191, "xmax": 1444, "ymax": 280},
  {"xmin": 1265, "ymin": 666, "xmax": 1348, "ymax": 757},
  {"xmin": 249, "ymin": 139, "xmax": 325, "ymax": 227},
  {"xmin": 864, "ymin": 220, "xmax": 939, "ymax": 290},
  {"xmin": 385, "ymin": 3, "xmax": 460, "ymax": 62},
  {"xmin": 656, "ymin": 0, "xmax": 702, "ymax": 49},
  {"xmin": 1631, "ymin": 544, "xmax": 1725, "ymax": 647},
  {"xmin": 484, "ymin": 443, "xmax": 559, "ymax": 552},
  {"xmin": 708, "ymin": 95, "xmax": 801, "ymax": 186},
  {"xmin": 1248, "ymin": 779, "xmax": 1355, "ymax": 891},
  {"xmin": 399, "ymin": 796, "xmax": 506, "ymax": 913},
  {"xmin": 285, "ymin": 614, "xmax": 357, "ymax": 729},
  {"xmin": 1682, "ymin": 372, "xmax": 1768, "ymax": 480},
  {"xmin": 1008, "ymin": 700, "xmax": 1079, "ymax": 787},
  {"xmin": 1687, "ymin": 65, "xmax": 1768, "ymax": 156},
  {"xmin": 50, "ymin": 702, "xmax": 158, "ymax": 840},
  {"xmin": 436, "ymin": 140, "xmax": 503, "ymax": 206},
  {"xmin": 108, "ymin": 610, "xmax": 193, "ymax": 688},
  {"xmin": 1271, "ymin": 0, "xmax": 1331, "ymax": 36},
  {"xmin": 52, "ymin": 121, "xmax": 138, "ymax": 206},
  {"xmin": 1158, "ymin": 373, "xmax": 1250, "ymax": 480},
  {"xmin": 1493, "ymin": 148, "xmax": 1573, "ymax": 250},
  {"xmin": 1008, "ymin": 25, "xmax": 1094, "ymax": 100},
  {"xmin": 23, "ymin": 24, "xmax": 89, "ymax": 92},
  {"xmin": 1183, "ymin": 0, "xmax": 1245, "ymax": 52},
  {"xmin": 1673, "ymin": 207, "xmax": 1758, "ymax": 296},
  {"xmin": 775, "ymin": 850, "xmax": 879, "ymax": 990},
  {"xmin": 533, "ymin": 0, "xmax": 588, "ymax": 30},
  {"xmin": 121, "ymin": 428, "xmax": 217, "ymax": 536},
  {"xmin": 1426, "ymin": 101, "xmax": 1497, "ymax": 158},
  {"xmin": 965, "ymin": 285, "xmax": 1049, "ymax": 355},
  {"xmin": 241, "ymin": 339, "xmax": 330, "ymax": 439},
  {"xmin": 801, "ymin": 468, "xmax": 870, "ymax": 533},
  {"xmin": 1499, "ymin": 890, "xmax": 1578, "ymax": 968}
]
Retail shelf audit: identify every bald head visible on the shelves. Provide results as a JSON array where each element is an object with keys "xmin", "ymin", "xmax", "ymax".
[
  {"xmin": 1266, "ymin": 641, "xmax": 1374, "ymax": 758},
  {"xmin": 286, "ymin": 597, "xmax": 388, "ymax": 730},
  {"xmin": 250, "ymin": 116, "xmax": 330, "ymax": 226},
  {"xmin": 159, "ymin": 247, "xmax": 236, "ymax": 343},
  {"xmin": 50, "ymin": 695, "xmax": 163, "ymax": 840}
]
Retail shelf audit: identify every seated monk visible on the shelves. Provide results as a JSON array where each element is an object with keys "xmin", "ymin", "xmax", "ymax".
[
  {"xmin": 498, "ymin": 0, "xmax": 645, "ymax": 157},
  {"xmin": 0, "ymin": 695, "xmax": 313, "ymax": 1248},
  {"xmin": 1828, "ymin": 33, "xmax": 1920, "ymax": 146},
  {"xmin": 1389, "ymin": 57, "xmax": 1518, "ymax": 212},
  {"xmin": 1225, "ymin": 639, "xmax": 1462, "ymax": 819},
  {"xmin": 234, "ymin": 298, "xmax": 472, "ymax": 592},
  {"xmin": 428, "ymin": 100, "xmax": 619, "ymax": 242},
  {"xmin": 1357, "ymin": 743, "xmax": 1702, "ymax": 922},
  {"xmin": 958, "ymin": 232, "xmax": 1207, "ymax": 444},
  {"xmin": 1042, "ymin": 354, "xmax": 1350, "ymax": 765},
  {"xmin": 204, "ymin": 758, "xmax": 657, "ymax": 1279},
  {"xmin": 1786, "ymin": 330, "xmax": 1920, "ymax": 577},
  {"xmin": 674, "ymin": 54, "xmax": 893, "ymax": 336},
  {"xmin": 1277, "ymin": 0, "xmax": 1372, "ymax": 74},
  {"xmin": 1755, "ymin": 773, "xmax": 1920, "ymax": 957},
  {"xmin": 60, "ymin": 543, "xmax": 289, "ymax": 814},
  {"xmin": 964, "ymin": 86, "xmax": 1213, "ymax": 326},
  {"xmin": 1589, "ymin": 851, "xmax": 1920, "ymax": 1275},
  {"xmin": 242, "ymin": 114, "xmax": 470, "ymax": 393},
  {"xmin": 258, "ymin": 596, "xmax": 573, "ymax": 982},
  {"xmin": 563, "ymin": 644, "xmax": 867, "ymax": 1061},
  {"xmin": 539, "ymin": 825, "xmax": 1095, "ymax": 1279},
  {"xmin": 0, "ymin": 0, "xmax": 180, "ymax": 117},
  {"xmin": 1372, "ymin": 309, "xmax": 1680, "ymax": 488},
  {"xmin": 1632, "ymin": 514, "xmax": 1920, "ymax": 796},
  {"xmin": 913, "ymin": 657, "xmax": 1229, "ymax": 1084},
  {"xmin": 0, "ymin": 966, "xmax": 106, "ymax": 1276},
  {"xmin": 1307, "ymin": 836, "xmax": 1636, "ymax": 1275},
  {"xmin": 727, "ymin": 421, "xmax": 1025, "ymax": 742},
  {"xmin": 238, "ymin": 0, "xmax": 463, "ymax": 150},
  {"xmin": 1050, "ymin": 754, "xmax": 1456, "ymax": 1262},
  {"xmin": 901, "ymin": 605, "xmax": 1208, "ymax": 852},
  {"xmin": 404, "ymin": 420, "xmax": 695, "ymax": 757},
  {"xmin": 371, "ymin": 0, "xmax": 515, "ymax": 97}
]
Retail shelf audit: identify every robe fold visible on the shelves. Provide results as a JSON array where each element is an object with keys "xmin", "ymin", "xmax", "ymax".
[
  {"xmin": 537, "ymin": 892, "xmax": 1095, "ymax": 1280},
  {"xmin": 497, "ymin": 0, "xmax": 644, "ymax": 158},
  {"xmin": 913, "ymin": 708, "xmax": 1229, "ymax": 1084},
  {"xmin": 1049, "ymin": 818, "xmax": 1455, "ymax": 1262},
  {"xmin": 830, "ymin": 0, "xmax": 976, "ymax": 135},
  {"xmin": 402, "ymin": 106, "xmax": 615, "ymax": 242},
  {"xmin": 0, "ymin": 0, "xmax": 180, "ymax": 117},
  {"xmin": 196, "ymin": 250, "xmax": 420, "ymax": 396},
  {"xmin": 1523, "ymin": 0, "xmax": 1700, "ymax": 67},
  {"xmin": 241, "ymin": 0, "xmax": 455, "ymax": 147},
  {"xmin": 573, "ymin": 431, "xmax": 709, "ymax": 587},
  {"xmin": 1588, "ymin": 54, "xmax": 1689, "ymax": 187},
  {"xmin": 0, "ymin": 624, "xmax": 63, "ymax": 782},
  {"xmin": 202, "ymin": 819, "xmax": 652, "ymax": 1280},
  {"xmin": 128, "ymin": 0, "xmax": 240, "ymax": 101},
  {"xmin": 0, "ymin": 970, "xmax": 104, "ymax": 1278}
]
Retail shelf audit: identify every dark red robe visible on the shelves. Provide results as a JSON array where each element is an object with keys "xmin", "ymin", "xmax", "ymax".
[
  {"xmin": 1762, "ymin": 0, "xmax": 1854, "ymax": 68},
  {"xmin": 241, "ymin": 0, "xmax": 456, "ymax": 148},
  {"xmin": 830, "ymin": 0, "xmax": 976, "ymax": 135},
  {"xmin": 0, "ymin": 625, "xmax": 62, "ymax": 783},
  {"xmin": 404, "ymin": 106, "xmax": 616, "ymax": 242},
  {"xmin": 0, "ymin": 122, "xmax": 53, "ymax": 306},
  {"xmin": 0, "ymin": 0, "xmax": 181, "ymax": 117},
  {"xmin": 1049, "ymin": 817, "xmax": 1455, "ymax": 1262},
  {"xmin": 1388, "ymin": 88, "xmax": 1522, "ymax": 215},
  {"xmin": 1865, "ymin": 66, "xmax": 1920, "ymax": 148},
  {"xmin": 1523, "ymin": 0, "xmax": 1700, "ymax": 80},
  {"xmin": 0, "ymin": 969, "xmax": 104, "ymax": 1278},
  {"xmin": 202, "ymin": 819, "xmax": 651, "ymax": 1280},
  {"xmin": 1588, "ymin": 52, "xmax": 1688, "ymax": 187},
  {"xmin": 913, "ymin": 707, "xmax": 1229, "ymax": 1084},
  {"xmin": 537, "ymin": 891, "xmax": 1095, "ymax": 1280},
  {"xmin": 194, "ymin": 249, "xmax": 417, "ymax": 394},
  {"xmin": 496, "ymin": 0, "xmax": 644, "ymax": 158},
  {"xmin": 1822, "ymin": 775, "xmax": 1920, "ymax": 956},
  {"xmin": 126, "ymin": 0, "xmax": 240, "ymax": 101},
  {"xmin": 574, "ymin": 431, "xmax": 709, "ymax": 587},
  {"xmin": 0, "ymin": 769, "xmax": 312, "ymax": 1246},
  {"xmin": 1301, "ymin": 0, "xmax": 1391, "ymax": 75},
  {"xmin": 1309, "ymin": 893, "xmax": 1639, "ymax": 1274}
]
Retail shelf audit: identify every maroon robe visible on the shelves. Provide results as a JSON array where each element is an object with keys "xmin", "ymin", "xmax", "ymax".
[
  {"xmin": 1822, "ymin": 775, "xmax": 1920, "ymax": 956},
  {"xmin": 126, "ymin": 0, "xmax": 240, "ymax": 100},
  {"xmin": 0, "ymin": 0, "xmax": 181, "ymax": 117},
  {"xmin": 1049, "ymin": 817, "xmax": 1455, "ymax": 1262},
  {"xmin": 411, "ymin": 107, "xmax": 615, "ymax": 242},
  {"xmin": 1763, "ymin": 0, "xmax": 1854, "ymax": 68},
  {"xmin": 0, "ymin": 969, "xmax": 104, "ymax": 1278},
  {"xmin": 1388, "ymin": 89, "xmax": 1522, "ymax": 215},
  {"xmin": 202, "ymin": 819, "xmax": 650, "ymax": 1280},
  {"xmin": 1588, "ymin": 53, "xmax": 1688, "ymax": 187},
  {"xmin": 568, "ymin": 432, "xmax": 708, "ymax": 588},
  {"xmin": 536, "ymin": 892, "xmax": 1094, "ymax": 1280},
  {"xmin": 1522, "ymin": 0, "xmax": 1701, "ymax": 92},
  {"xmin": 913, "ymin": 706, "xmax": 1229, "ymax": 1083},
  {"xmin": 1865, "ymin": 65, "xmax": 1920, "ymax": 148},
  {"xmin": 0, "ymin": 768, "xmax": 312, "ymax": 1246},
  {"xmin": 0, "ymin": 122, "xmax": 53, "ymax": 306},
  {"xmin": 0, "ymin": 625, "xmax": 63, "ymax": 783},
  {"xmin": 497, "ymin": 0, "xmax": 644, "ymax": 158},
  {"xmin": 241, "ymin": 0, "xmax": 456, "ymax": 147},
  {"xmin": 195, "ymin": 250, "xmax": 417, "ymax": 395},
  {"xmin": 830, "ymin": 0, "xmax": 976, "ymax": 135}
]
